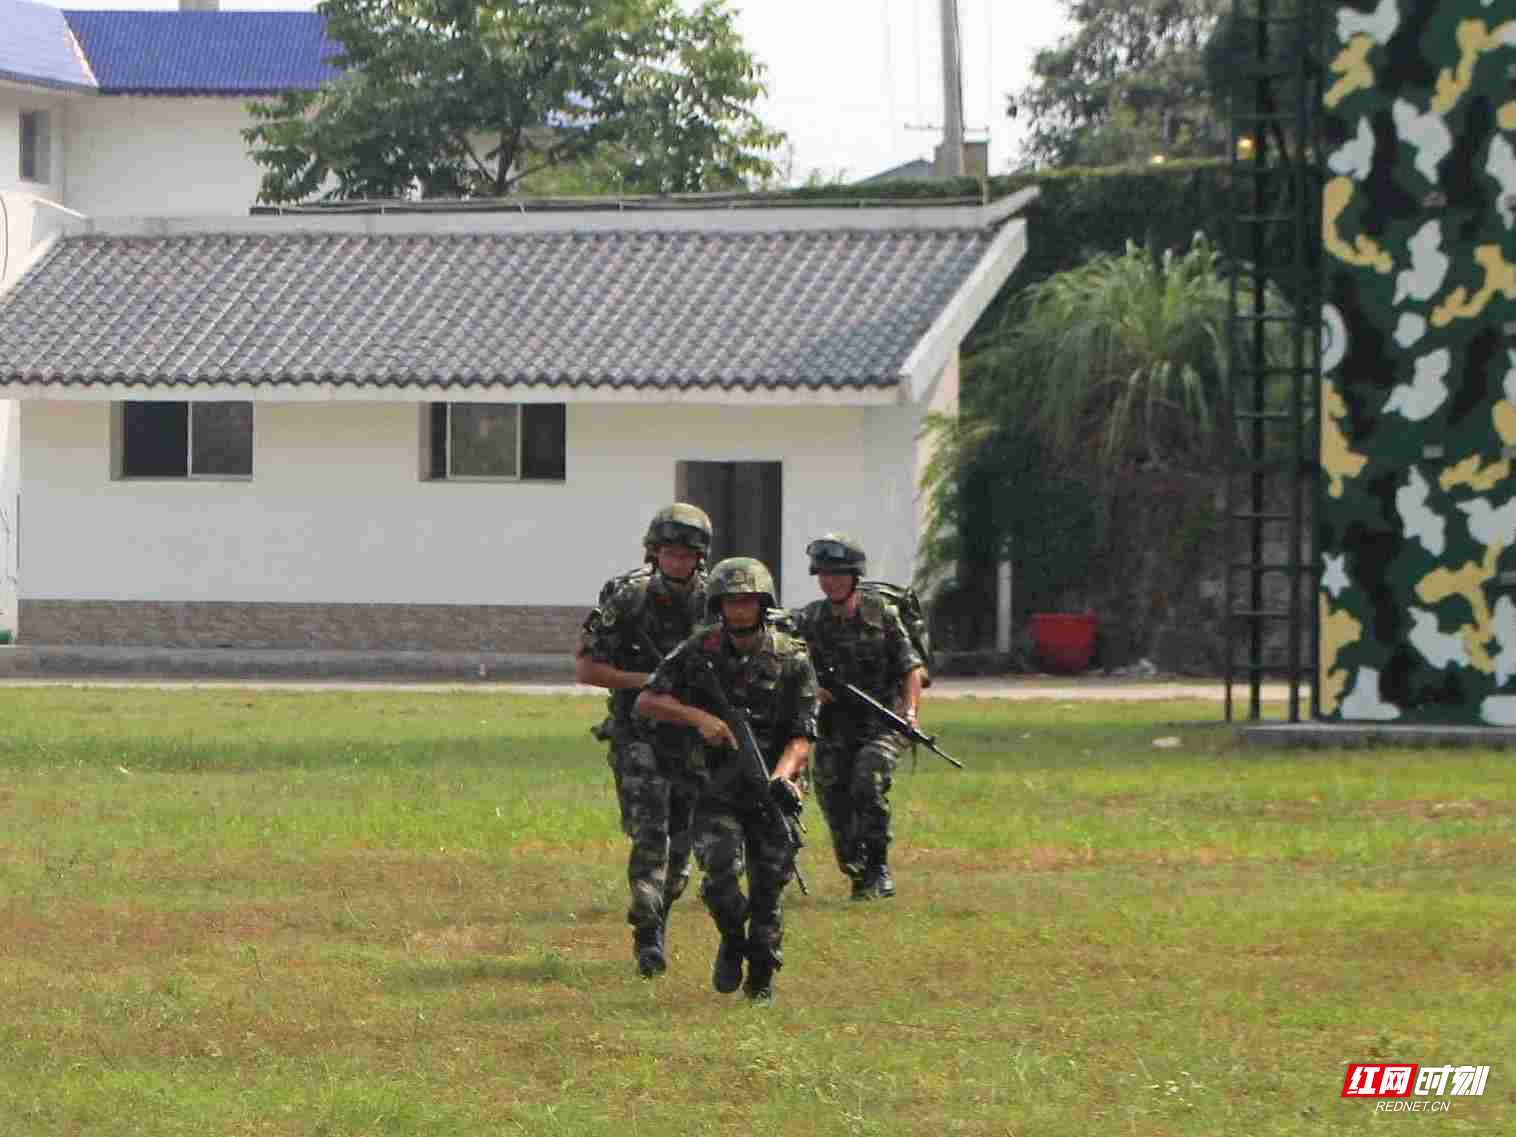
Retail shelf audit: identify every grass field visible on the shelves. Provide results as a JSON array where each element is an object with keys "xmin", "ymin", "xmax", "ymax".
[{"xmin": 0, "ymin": 686, "xmax": 1512, "ymax": 1136}]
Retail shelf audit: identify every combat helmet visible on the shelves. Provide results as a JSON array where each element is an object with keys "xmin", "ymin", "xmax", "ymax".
[
  {"xmin": 806, "ymin": 533, "xmax": 867, "ymax": 576},
  {"xmin": 643, "ymin": 503, "xmax": 714, "ymax": 563},
  {"xmin": 706, "ymin": 556, "xmax": 778, "ymax": 620}
]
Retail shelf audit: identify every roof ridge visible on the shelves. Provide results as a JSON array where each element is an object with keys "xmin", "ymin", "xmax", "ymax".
[{"xmin": 70, "ymin": 227, "xmax": 989, "ymax": 244}]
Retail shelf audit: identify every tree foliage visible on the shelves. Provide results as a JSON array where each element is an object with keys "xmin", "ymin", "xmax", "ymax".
[
  {"xmin": 1203, "ymin": 0, "xmax": 1317, "ymax": 166},
  {"xmin": 244, "ymin": 0, "xmax": 785, "ymax": 202},
  {"xmin": 971, "ymin": 234, "xmax": 1250, "ymax": 476},
  {"xmin": 1009, "ymin": 0, "xmax": 1230, "ymax": 168},
  {"xmin": 921, "ymin": 233, "xmax": 1296, "ymax": 663}
]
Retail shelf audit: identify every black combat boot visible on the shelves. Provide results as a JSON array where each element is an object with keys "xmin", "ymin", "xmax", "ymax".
[
  {"xmin": 848, "ymin": 866, "xmax": 872, "ymax": 901},
  {"xmin": 634, "ymin": 923, "xmax": 666, "ymax": 978},
  {"xmin": 743, "ymin": 960, "xmax": 775, "ymax": 1006},
  {"xmin": 856, "ymin": 842, "xmax": 895, "ymax": 901},
  {"xmin": 712, "ymin": 932, "xmax": 746, "ymax": 993},
  {"xmin": 838, "ymin": 839, "xmax": 871, "ymax": 900}
]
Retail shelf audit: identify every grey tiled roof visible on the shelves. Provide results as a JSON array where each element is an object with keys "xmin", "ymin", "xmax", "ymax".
[{"xmin": 0, "ymin": 228, "xmax": 994, "ymax": 391}]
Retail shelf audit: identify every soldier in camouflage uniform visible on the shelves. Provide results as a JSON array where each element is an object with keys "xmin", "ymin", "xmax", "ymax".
[
  {"xmin": 796, "ymin": 535, "xmax": 925, "ymax": 901},
  {"xmin": 635, "ymin": 557, "xmax": 817, "ymax": 1005},
  {"xmin": 576, "ymin": 504, "xmax": 712, "ymax": 978}
]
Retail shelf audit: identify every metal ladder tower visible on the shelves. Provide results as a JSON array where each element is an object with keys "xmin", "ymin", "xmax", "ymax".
[{"xmin": 1223, "ymin": 0, "xmax": 1326, "ymax": 722}]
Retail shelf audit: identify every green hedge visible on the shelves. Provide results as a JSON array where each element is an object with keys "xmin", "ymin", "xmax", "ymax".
[
  {"xmin": 828, "ymin": 159, "xmax": 1237, "ymax": 341},
  {"xmin": 823, "ymin": 159, "xmax": 1233, "ymax": 274},
  {"xmin": 987, "ymin": 159, "xmax": 1232, "ymax": 282}
]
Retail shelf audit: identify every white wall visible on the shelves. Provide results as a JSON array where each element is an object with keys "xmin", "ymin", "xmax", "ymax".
[
  {"xmin": 20, "ymin": 398, "xmax": 921, "ymax": 608},
  {"xmin": 0, "ymin": 185, "xmax": 77, "ymax": 637},
  {"xmin": 64, "ymin": 97, "xmax": 266, "ymax": 217},
  {"xmin": 0, "ymin": 90, "xmax": 267, "ymax": 218},
  {"xmin": 0, "ymin": 399, "xmax": 16, "ymax": 634},
  {"xmin": 860, "ymin": 352, "xmax": 958, "ymax": 586},
  {"xmin": 0, "ymin": 87, "xmax": 68, "ymax": 204}
]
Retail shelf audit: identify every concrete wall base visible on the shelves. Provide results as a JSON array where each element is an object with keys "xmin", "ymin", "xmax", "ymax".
[
  {"xmin": 18, "ymin": 600, "xmax": 584, "ymax": 653},
  {"xmin": 0, "ymin": 644, "xmax": 576, "ymax": 681},
  {"xmin": 1241, "ymin": 722, "xmax": 1516, "ymax": 749}
]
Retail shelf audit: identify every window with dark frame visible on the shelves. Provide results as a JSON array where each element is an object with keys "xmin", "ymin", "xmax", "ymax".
[
  {"xmin": 18, "ymin": 110, "xmax": 49, "ymax": 183},
  {"xmin": 426, "ymin": 403, "xmax": 565, "ymax": 481},
  {"xmin": 118, "ymin": 401, "xmax": 254, "ymax": 478}
]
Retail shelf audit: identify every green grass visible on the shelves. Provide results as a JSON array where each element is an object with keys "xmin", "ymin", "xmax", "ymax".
[{"xmin": 0, "ymin": 687, "xmax": 1512, "ymax": 1136}]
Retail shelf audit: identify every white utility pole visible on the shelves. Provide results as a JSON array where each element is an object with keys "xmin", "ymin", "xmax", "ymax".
[
  {"xmin": 936, "ymin": 0, "xmax": 965, "ymax": 176},
  {"xmin": 996, "ymin": 556, "xmax": 1013, "ymax": 656}
]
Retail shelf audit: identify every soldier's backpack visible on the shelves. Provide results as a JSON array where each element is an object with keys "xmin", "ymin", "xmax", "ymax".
[
  {"xmin": 596, "ymin": 564, "xmax": 699, "ymax": 660},
  {"xmin": 859, "ymin": 579, "xmax": 934, "ymax": 685},
  {"xmin": 598, "ymin": 565, "xmax": 653, "ymax": 610}
]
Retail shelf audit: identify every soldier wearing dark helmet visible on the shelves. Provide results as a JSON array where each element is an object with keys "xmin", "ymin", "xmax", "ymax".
[
  {"xmin": 796, "ymin": 534, "xmax": 924, "ymax": 901},
  {"xmin": 576, "ymin": 503, "xmax": 712, "ymax": 978},
  {"xmin": 635, "ymin": 557, "xmax": 818, "ymax": 1005}
]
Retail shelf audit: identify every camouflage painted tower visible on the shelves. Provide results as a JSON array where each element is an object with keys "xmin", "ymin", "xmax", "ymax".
[{"xmin": 1320, "ymin": 0, "xmax": 1516, "ymax": 726}]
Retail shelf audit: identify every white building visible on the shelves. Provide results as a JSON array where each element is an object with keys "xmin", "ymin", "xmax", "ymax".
[
  {"xmin": 0, "ymin": 0, "xmax": 338, "ymax": 640},
  {"xmin": 0, "ymin": 1, "xmax": 1032, "ymax": 655}
]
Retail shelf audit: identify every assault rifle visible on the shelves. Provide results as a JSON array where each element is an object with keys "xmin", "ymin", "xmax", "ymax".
[
  {"xmin": 817, "ymin": 666, "xmax": 964, "ymax": 770},
  {"xmin": 637, "ymin": 629, "xmax": 666, "ymax": 672},
  {"xmin": 696, "ymin": 656, "xmax": 809, "ymax": 896}
]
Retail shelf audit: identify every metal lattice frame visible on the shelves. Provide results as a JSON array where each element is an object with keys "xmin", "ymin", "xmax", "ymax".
[{"xmin": 1223, "ymin": 0, "xmax": 1326, "ymax": 722}]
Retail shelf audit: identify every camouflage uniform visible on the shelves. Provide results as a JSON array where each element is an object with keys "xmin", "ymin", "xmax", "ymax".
[
  {"xmin": 643, "ymin": 620, "xmax": 818, "ymax": 987},
  {"xmin": 578, "ymin": 568, "xmax": 706, "ymax": 935},
  {"xmin": 797, "ymin": 591, "xmax": 923, "ymax": 887}
]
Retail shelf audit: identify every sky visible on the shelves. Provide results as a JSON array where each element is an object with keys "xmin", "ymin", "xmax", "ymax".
[{"xmin": 38, "ymin": 0, "xmax": 1072, "ymax": 183}]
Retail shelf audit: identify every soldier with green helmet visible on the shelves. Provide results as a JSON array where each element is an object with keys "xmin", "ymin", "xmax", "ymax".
[
  {"xmin": 636, "ymin": 556, "xmax": 818, "ymax": 1005},
  {"xmin": 796, "ymin": 534, "xmax": 925, "ymax": 900},
  {"xmin": 576, "ymin": 503, "xmax": 713, "ymax": 978}
]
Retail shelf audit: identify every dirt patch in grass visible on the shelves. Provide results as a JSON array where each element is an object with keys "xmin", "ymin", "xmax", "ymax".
[
  {"xmin": 3, "ymin": 902, "xmax": 290, "ymax": 958},
  {"xmin": 1379, "ymin": 798, "xmax": 1507, "ymax": 820},
  {"xmin": 904, "ymin": 843, "xmax": 1246, "ymax": 873},
  {"xmin": 406, "ymin": 924, "xmax": 510, "ymax": 955}
]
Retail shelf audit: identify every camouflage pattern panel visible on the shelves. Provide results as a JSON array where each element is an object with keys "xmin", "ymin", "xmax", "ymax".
[
  {"xmin": 1321, "ymin": 0, "xmax": 1516, "ymax": 725},
  {"xmin": 579, "ymin": 570, "xmax": 708, "ymax": 724},
  {"xmin": 645, "ymin": 623, "xmax": 820, "ymax": 768},
  {"xmin": 798, "ymin": 593, "xmax": 923, "ymax": 708}
]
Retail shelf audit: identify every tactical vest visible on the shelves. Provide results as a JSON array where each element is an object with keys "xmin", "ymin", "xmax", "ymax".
[
  {"xmin": 693, "ymin": 624, "xmax": 803, "ymax": 767},
  {"xmin": 802, "ymin": 592, "xmax": 906, "ymax": 705},
  {"xmin": 608, "ymin": 571, "xmax": 706, "ymax": 723}
]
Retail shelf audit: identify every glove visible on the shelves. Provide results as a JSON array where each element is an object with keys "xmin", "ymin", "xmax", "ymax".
[{"xmin": 769, "ymin": 776, "xmax": 803, "ymax": 816}]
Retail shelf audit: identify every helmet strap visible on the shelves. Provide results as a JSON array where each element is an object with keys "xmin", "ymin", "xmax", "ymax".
[
  {"xmin": 653, "ymin": 543, "xmax": 702, "ymax": 585},
  {"xmin": 724, "ymin": 617, "xmax": 763, "ymax": 646},
  {"xmin": 718, "ymin": 597, "xmax": 765, "ymax": 638},
  {"xmin": 820, "ymin": 569, "xmax": 860, "ymax": 609}
]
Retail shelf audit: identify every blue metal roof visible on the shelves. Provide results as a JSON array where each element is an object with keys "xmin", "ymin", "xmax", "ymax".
[
  {"xmin": 0, "ymin": 0, "xmax": 96, "ymax": 91},
  {"xmin": 61, "ymin": 10, "xmax": 341, "ymax": 94}
]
